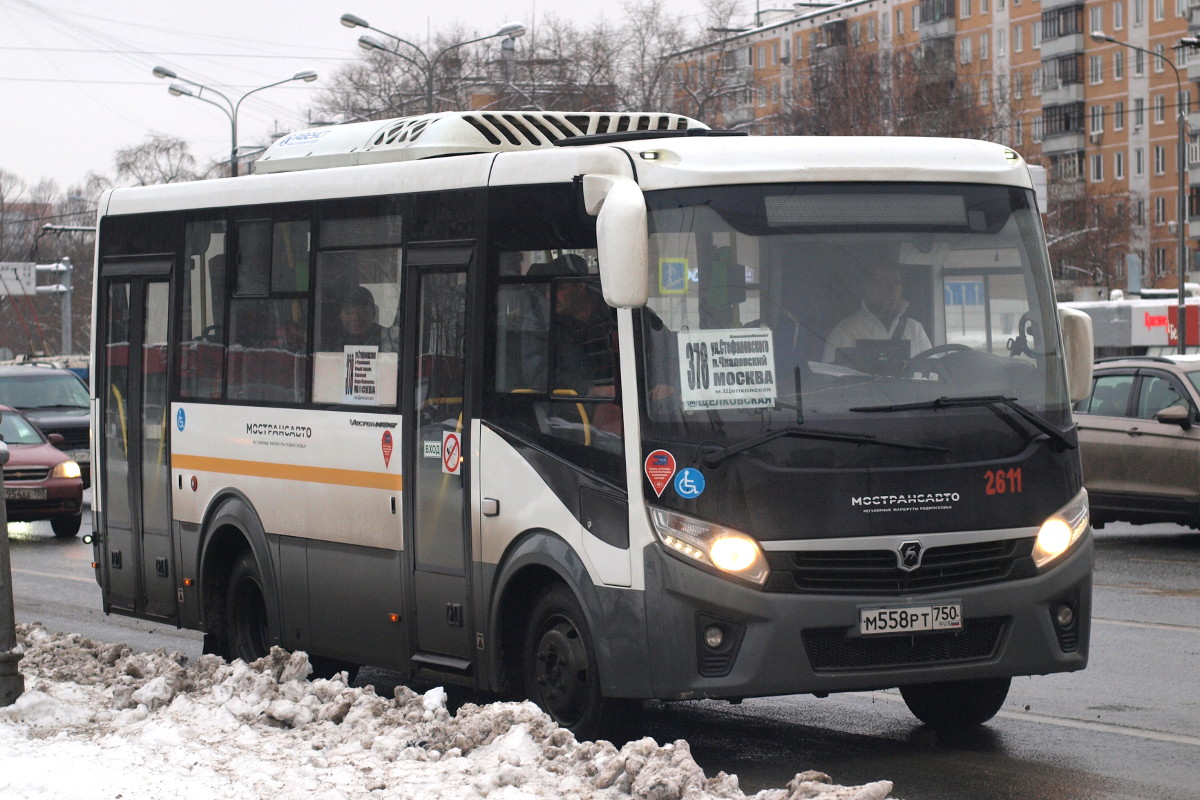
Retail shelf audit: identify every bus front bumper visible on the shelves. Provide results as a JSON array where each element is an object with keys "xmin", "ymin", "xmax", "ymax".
[{"xmin": 638, "ymin": 534, "xmax": 1092, "ymax": 700}]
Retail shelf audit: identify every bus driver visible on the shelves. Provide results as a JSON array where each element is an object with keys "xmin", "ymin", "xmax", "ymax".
[{"xmin": 823, "ymin": 263, "xmax": 932, "ymax": 366}]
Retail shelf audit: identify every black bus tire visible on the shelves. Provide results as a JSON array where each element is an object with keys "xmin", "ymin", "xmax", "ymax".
[
  {"xmin": 51, "ymin": 514, "xmax": 82, "ymax": 538},
  {"xmin": 224, "ymin": 551, "xmax": 273, "ymax": 664},
  {"xmin": 522, "ymin": 583, "xmax": 610, "ymax": 739},
  {"xmin": 900, "ymin": 677, "xmax": 1011, "ymax": 728}
]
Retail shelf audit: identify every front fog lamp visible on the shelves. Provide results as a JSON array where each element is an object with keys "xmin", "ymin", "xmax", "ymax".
[
  {"xmin": 649, "ymin": 507, "xmax": 769, "ymax": 586},
  {"xmin": 1033, "ymin": 488, "xmax": 1089, "ymax": 568}
]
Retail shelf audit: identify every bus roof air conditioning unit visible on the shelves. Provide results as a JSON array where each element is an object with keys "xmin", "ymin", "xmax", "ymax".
[{"xmin": 254, "ymin": 111, "xmax": 707, "ymax": 174}]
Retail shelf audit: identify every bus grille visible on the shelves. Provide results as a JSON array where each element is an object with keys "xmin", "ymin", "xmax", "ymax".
[
  {"xmin": 802, "ymin": 618, "xmax": 1006, "ymax": 672},
  {"xmin": 764, "ymin": 537, "xmax": 1037, "ymax": 595}
]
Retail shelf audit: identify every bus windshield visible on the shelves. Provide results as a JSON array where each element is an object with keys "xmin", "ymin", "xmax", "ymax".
[{"xmin": 639, "ymin": 182, "xmax": 1069, "ymax": 471}]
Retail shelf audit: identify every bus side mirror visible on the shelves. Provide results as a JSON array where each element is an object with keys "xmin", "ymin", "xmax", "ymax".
[
  {"xmin": 583, "ymin": 174, "xmax": 649, "ymax": 308},
  {"xmin": 1058, "ymin": 306, "xmax": 1094, "ymax": 402}
]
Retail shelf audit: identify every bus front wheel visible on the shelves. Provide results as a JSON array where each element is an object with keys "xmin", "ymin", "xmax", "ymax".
[
  {"xmin": 899, "ymin": 677, "xmax": 1011, "ymax": 728},
  {"xmin": 522, "ymin": 584, "xmax": 608, "ymax": 739},
  {"xmin": 225, "ymin": 551, "xmax": 272, "ymax": 664}
]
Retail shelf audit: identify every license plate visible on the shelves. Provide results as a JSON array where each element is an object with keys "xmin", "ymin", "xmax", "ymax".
[
  {"xmin": 67, "ymin": 449, "xmax": 90, "ymax": 463},
  {"xmin": 5, "ymin": 487, "xmax": 47, "ymax": 501},
  {"xmin": 860, "ymin": 603, "xmax": 962, "ymax": 635}
]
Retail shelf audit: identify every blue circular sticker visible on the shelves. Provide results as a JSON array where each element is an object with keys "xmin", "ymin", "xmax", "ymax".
[
  {"xmin": 674, "ymin": 468, "xmax": 705, "ymax": 499},
  {"xmin": 176, "ymin": 408, "xmax": 186, "ymax": 432}
]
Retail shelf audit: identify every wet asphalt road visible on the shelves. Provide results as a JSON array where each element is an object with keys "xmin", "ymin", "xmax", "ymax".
[{"xmin": 7, "ymin": 508, "xmax": 1199, "ymax": 800}]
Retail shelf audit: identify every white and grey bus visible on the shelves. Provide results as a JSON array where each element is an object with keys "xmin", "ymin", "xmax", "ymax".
[{"xmin": 91, "ymin": 111, "xmax": 1095, "ymax": 736}]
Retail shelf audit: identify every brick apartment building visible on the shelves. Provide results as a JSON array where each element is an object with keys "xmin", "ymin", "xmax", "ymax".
[{"xmin": 667, "ymin": 0, "xmax": 1200, "ymax": 296}]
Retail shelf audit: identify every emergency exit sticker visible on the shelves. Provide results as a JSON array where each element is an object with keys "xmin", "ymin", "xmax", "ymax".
[{"xmin": 644, "ymin": 449, "xmax": 677, "ymax": 497}]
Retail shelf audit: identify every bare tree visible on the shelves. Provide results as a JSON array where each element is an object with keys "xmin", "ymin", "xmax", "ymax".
[
  {"xmin": 1045, "ymin": 185, "xmax": 1139, "ymax": 294},
  {"xmin": 114, "ymin": 133, "xmax": 198, "ymax": 186},
  {"xmin": 617, "ymin": 0, "xmax": 691, "ymax": 111},
  {"xmin": 666, "ymin": 0, "xmax": 754, "ymax": 125}
]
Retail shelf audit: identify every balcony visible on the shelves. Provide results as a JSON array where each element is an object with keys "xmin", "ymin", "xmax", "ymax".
[
  {"xmin": 1039, "ymin": 33, "xmax": 1085, "ymax": 60},
  {"xmin": 1041, "ymin": 131, "xmax": 1087, "ymax": 154},
  {"xmin": 1041, "ymin": 81, "xmax": 1085, "ymax": 105}
]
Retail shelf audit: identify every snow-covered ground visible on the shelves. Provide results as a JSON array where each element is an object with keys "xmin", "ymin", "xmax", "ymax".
[{"xmin": 0, "ymin": 623, "xmax": 896, "ymax": 800}]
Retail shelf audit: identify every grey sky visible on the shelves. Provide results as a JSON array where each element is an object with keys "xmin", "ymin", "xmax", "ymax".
[{"xmin": 1, "ymin": 0, "xmax": 720, "ymax": 190}]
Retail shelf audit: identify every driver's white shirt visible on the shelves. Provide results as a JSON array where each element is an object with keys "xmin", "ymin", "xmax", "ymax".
[{"xmin": 822, "ymin": 300, "xmax": 932, "ymax": 362}]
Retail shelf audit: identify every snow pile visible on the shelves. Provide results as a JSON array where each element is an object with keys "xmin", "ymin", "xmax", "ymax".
[{"xmin": 0, "ymin": 624, "xmax": 895, "ymax": 800}]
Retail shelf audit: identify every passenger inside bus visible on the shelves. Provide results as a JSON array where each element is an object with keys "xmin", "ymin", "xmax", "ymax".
[
  {"xmin": 331, "ymin": 286, "xmax": 390, "ymax": 350},
  {"xmin": 822, "ymin": 263, "xmax": 932, "ymax": 374}
]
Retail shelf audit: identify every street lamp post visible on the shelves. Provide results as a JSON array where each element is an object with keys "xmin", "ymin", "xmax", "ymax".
[
  {"xmin": 1092, "ymin": 31, "xmax": 1190, "ymax": 354},
  {"xmin": 340, "ymin": 13, "xmax": 525, "ymax": 114},
  {"xmin": 152, "ymin": 67, "xmax": 319, "ymax": 177}
]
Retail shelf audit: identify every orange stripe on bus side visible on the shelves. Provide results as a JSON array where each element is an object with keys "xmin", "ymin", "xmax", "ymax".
[{"xmin": 171, "ymin": 454, "xmax": 403, "ymax": 491}]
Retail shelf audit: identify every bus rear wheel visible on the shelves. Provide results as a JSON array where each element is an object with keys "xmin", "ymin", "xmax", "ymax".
[
  {"xmin": 522, "ymin": 584, "xmax": 609, "ymax": 739},
  {"xmin": 225, "ymin": 551, "xmax": 272, "ymax": 663},
  {"xmin": 900, "ymin": 677, "xmax": 1011, "ymax": 728}
]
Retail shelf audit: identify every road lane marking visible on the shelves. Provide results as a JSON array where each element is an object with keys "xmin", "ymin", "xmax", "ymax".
[
  {"xmin": 1093, "ymin": 616, "xmax": 1200, "ymax": 633},
  {"xmin": 861, "ymin": 691, "xmax": 1200, "ymax": 747},
  {"xmin": 13, "ymin": 567, "xmax": 96, "ymax": 584}
]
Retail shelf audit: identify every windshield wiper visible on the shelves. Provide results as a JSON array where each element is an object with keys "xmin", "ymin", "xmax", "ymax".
[
  {"xmin": 704, "ymin": 425, "xmax": 948, "ymax": 467},
  {"xmin": 850, "ymin": 395, "xmax": 1076, "ymax": 450}
]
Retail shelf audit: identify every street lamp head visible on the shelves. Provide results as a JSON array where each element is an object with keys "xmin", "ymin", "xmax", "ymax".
[
  {"xmin": 497, "ymin": 22, "xmax": 526, "ymax": 39},
  {"xmin": 167, "ymin": 83, "xmax": 194, "ymax": 97},
  {"xmin": 293, "ymin": 70, "xmax": 319, "ymax": 83},
  {"xmin": 1180, "ymin": 37, "xmax": 1200, "ymax": 49},
  {"xmin": 340, "ymin": 13, "xmax": 369, "ymax": 29},
  {"xmin": 358, "ymin": 34, "xmax": 388, "ymax": 53},
  {"xmin": 1090, "ymin": 30, "xmax": 1117, "ymax": 43},
  {"xmin": 152, "ymin": 65, "xmax": 177, "ymax": 80}
]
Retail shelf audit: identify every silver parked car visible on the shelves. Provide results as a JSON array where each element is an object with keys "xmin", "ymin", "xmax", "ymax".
[{"xmin": 1074, "ymin": 354, "xmax": 1200, "ymax": 528}]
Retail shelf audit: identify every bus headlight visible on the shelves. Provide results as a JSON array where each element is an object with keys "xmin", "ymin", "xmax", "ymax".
[
  {"xmin": 1033, "ymin": 488, "xmax": 1089, "ymax": 569},
  {"xmin": 53, "ymin": 460, "xmax": 82, "ymax": 480},
  {"xmin": 649, "ymin": 507, "xmax": 769, "ymax": 586}
]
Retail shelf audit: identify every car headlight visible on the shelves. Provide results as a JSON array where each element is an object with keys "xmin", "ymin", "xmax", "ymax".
[
  {"xmin": 52, "ymin": 460, "xmax": 82, "ymax": 480},
  {"xmin": 1033, "ymin": 488, "xmax": 1089, "ymax": 569},
  {"xmin": 649, "ymin": 507, "xmax": 769, "ymax": 586}
]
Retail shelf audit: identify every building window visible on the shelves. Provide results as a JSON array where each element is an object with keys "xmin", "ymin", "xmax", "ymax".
[
  {"xmin": 981, "ymin": 79, "xmax": 990, "ymax": 105},
  {"xmin": 962, "ymin": 0, "xmax": 972, "ymax": 17},
  {"xmin": 1155, "ymin": 196, "xmax": 1166, "ymax": 224},
  {"xmin": 1154, "ymin": 0, "xmax": 1164, "ymax": 22},
  {"xmin": 1134, "ymin": 0, "xmax": 1144, "ymax": 25},
  {"xmin": 1092, "ymin": 154, "xmax": 1104, "ymax": 182},
  {"xmin": 1090, "ymin": 6, "xmax": 1103, "ymax": 33},
  {"xmin": 1016, "ymin": 118, "xmax": 1024, "ymax": 145},
  {"xmin": 1033, "ymin": 116, "xmax": 1045, "ymax": 142},
  {"xmin": 1134, "ymin": 97, "xmax": 1145, "ymax": 126},
  {"xmin": 1136, "ymin": 147, "xmax": 1145, "ymax": 175},
  {"xmin": 997, "ymin": 28, "xmax": 1006, "ymax": 56},
  {"xmin": 1116, "ymin": 151, "xmax": 1126, "ymax": 179},
  {"xmin": 1014, "ymin": 24, "xmax": 1023, "ymax": 53},
  {"xmin": 1091, "ymin": 104, "xmax": 1105, "ymax": 133},
  {"xmin": 897, "ymin": 8, "xmax": 904, "ymax": 34},
  {"xmin": 1155, "ymin": 247, "xmax": 1166, "ymax": 274},
  {"xmin": 1114, "ymin": 100, "xmax": 1126, "ymax": 130},
  {"xmin": 1154, "ymin": 44, "xmax": 1165, "ymax": 73},
  {"xmin": 1155, "ymin": 145, "xmax": 1167, "ymax": 174},
  {"xmin": 1114, "ymin": 51, "xmax": 1124, "ymax": 80},
  {"xmin": 1090, "ymin": 55, "xmax": 1103, "ymax": 84},
  {"xmin": 981, "ymin": 32, "xmax": 989, "ymax": 60},
  {"xmin": 1155, "ymin": 94, "xmax": 1166, "ymax": 124},
  {"xmin": 1033, "ymin": 67, "xmax": 1043, "ymax": 96},
  {"xmin": 1137, "ymin": 199, "xmax": 1146, "ymax": 224},
  {"xmin": 1015, "ymin": 70, "xmax": 1025, "ymax": 99},
  {"xmin": 1033, "ymin": 20, "xmax": 1042, "ymax": 48},
  {"xmin": 1114, "ymin": 1, "xmax": 1125, "ymax": 28},
  {"xmin": 961, "ymin": 37, "xmax": 973, "ymax": 64}
]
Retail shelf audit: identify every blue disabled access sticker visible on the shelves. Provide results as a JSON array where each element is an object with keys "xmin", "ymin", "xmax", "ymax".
[
  {"xmin": 674, "ymin": 468, "xmax": 705, "ymax": 499},
  {"xmin": 176, "ymin": 408, "xmax": 186, "ymax": 432}
]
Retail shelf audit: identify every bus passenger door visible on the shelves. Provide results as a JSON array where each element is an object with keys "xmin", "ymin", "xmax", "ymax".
[
  {"xmin": 97, "ymin": 259, "xmax": 176, "ymax": 621},
  {"xmin": 406, "ymin": 250, "xmax": 473, "ymax": 668}
]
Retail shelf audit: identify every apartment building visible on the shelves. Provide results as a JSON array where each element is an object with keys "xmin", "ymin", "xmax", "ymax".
[{"xmin": 667, "ymin": 1, "xmax": 1200, "ymax": 293}]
